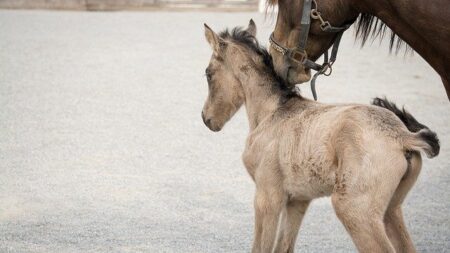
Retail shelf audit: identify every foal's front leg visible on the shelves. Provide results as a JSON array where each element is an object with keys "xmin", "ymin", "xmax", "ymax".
[
  {"xmin": 274, "ymin": 200, "xmax": 310, "ymax": 253},
  {"xmin": 252, "ymin": 184, "xmax": 285, "ymax": 253}
]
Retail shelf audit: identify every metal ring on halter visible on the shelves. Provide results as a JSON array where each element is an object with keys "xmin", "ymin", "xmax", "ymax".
[
  {"xmin": 310, "ymin": 9, "xmax": 322, "ymax": 21},
  {"xmin": 321, "ymin": 63, "xmax": 333, "ymax": 76}
]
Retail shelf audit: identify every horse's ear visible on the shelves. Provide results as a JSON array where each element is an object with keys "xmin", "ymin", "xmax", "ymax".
[
  {"xmin": 246, "ymin": 19, "xmax": 257, "ymax": 37},
  {"xmin": 204, "ymin": 23, "xmax": 220, "ymax": 54}
]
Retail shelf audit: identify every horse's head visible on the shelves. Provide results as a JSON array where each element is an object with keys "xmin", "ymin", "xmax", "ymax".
[
  {"xmin": 269, "ymin": 0, "xmax": 358, "ymax": 86},
  {"xmin": 201, "ymin": 21, "xmax": 257, "ymax": 132}
]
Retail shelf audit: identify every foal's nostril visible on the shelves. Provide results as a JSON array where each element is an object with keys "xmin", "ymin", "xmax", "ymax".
[
  {"xmin": 201, "ymin": 111, "xmax": 212, "ymax": 127},
  {"xmin": 201, "ymin": 112, "xmax": 210, "ymax": 125}
]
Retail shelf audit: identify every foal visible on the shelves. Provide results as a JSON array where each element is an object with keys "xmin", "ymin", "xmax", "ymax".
[{"xmin": 201, "ymin": 20, "xmax": 439, "ymax": 253}]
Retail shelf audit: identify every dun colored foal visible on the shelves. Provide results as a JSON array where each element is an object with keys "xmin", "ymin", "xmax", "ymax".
[{"xmin": 200, "ymin": 20, "xmax": 439, "ymax": 253}]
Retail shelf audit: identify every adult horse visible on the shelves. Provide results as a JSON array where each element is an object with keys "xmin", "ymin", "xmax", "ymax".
[{"xmin": 267, "ymin": 0, "xmax": 450, "ymax": 100}]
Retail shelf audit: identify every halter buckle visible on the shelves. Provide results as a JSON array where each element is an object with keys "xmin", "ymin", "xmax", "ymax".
[
  {"xmin": 320, "ymin": 21, "xmax": 332, "ymax": 31},
  {"xmin": 289, "ymin": 49, "xmax": 308, "ymax": 64}
]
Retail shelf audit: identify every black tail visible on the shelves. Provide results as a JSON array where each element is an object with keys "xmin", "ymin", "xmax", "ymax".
[
  {"xmin": 417, "ymin": 129, "xmax": 440, "ymax": 157},
  {"xmin": 372, "ymin": 97, "xmax": 440, "ymax": 157},
  {"xmin": 372, "ymin": 97, "xmax": 427, "ymax": 132}
]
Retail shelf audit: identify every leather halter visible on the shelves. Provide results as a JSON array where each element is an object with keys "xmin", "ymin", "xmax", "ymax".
[{"xmin": 269, "ymin": 0, "xmax": 353, "ymax": 100}]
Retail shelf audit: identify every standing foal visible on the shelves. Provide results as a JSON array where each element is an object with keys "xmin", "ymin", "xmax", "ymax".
[{"xmin": 200, "ymin": 20, "xmax": 439, "ymax": 253}]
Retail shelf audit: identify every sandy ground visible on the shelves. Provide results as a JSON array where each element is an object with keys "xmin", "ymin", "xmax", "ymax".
[{"xmin": 0, "ymin": 10, "xmax": 449, "ymax": 253}]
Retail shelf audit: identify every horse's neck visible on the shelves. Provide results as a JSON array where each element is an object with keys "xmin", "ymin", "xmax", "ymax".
[
  {"xmin": 240, "ymin": 73, "xmax": 281, "ymax": 131},
  {"xmin": 354, "ymin": 0, "xmax": 450, "ymax": 92},
  {"xmin": 322, "ymin": 0, "xmax": 358, "ymax": 24}
]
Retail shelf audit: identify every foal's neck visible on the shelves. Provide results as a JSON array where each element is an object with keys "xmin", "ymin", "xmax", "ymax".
[{"xmin": 237, "ymin": 66, "xmax": 284, "ymax": 131}]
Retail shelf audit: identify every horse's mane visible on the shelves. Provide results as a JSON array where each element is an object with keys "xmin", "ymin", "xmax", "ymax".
[
  {"xmin": 355, "ymin": 14, "xmax": 409, "ymax": 53},
  {"xmin": 266, "ymin": 0, "xmax": 409, "ymax": 53},
  {"xmin": 219, "ymin": 27, "xmax": 299, "ymax": 100}
]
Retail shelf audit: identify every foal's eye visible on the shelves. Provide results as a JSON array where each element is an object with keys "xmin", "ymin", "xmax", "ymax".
[{"xmin": 205, "ymin": 69, "xmax": 212, "ymax": 82}]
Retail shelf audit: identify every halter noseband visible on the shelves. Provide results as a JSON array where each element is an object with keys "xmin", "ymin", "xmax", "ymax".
[{"xmin": 269, "ymin": 0, "xmax": 353, "ymax": 100}]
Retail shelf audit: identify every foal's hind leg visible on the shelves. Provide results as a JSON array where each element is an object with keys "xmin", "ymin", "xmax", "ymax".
[
  {"xmin": 333, "ymin": 194, "xmax": 396, "ymax": 253},
  {"xmin": 332, "ymin": 155, "xmax": 407, "ymax": 253},
  {"xmin": 274, "ymin": 200, "xmax": 310, "ymax": 253},
  {"xmin": 384, "ymin": 152, "xmax": 422, "ymax": 253}
]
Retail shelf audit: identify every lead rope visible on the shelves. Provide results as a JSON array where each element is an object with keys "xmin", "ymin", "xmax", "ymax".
[
  {"xmin": 310, "ymin": 30, "xmax": 346, "ymax": 100},
  {"xmin": 308, "ymin": 0, "xmax": 351, "ymax": 100}
]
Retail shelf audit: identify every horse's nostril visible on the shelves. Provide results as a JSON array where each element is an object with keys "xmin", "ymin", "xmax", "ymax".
[
  {"xmin": 201, "ymin": 112, "xmax": 211, "ymax": 126},
  {"xmin": 201, "ymin": 111, "xmax": 212, "ymax": 127}
]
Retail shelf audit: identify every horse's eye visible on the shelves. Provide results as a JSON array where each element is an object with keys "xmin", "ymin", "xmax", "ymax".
[{"xmin": 205, "ymin": 69, "xmax": 212, "ymax": 82}]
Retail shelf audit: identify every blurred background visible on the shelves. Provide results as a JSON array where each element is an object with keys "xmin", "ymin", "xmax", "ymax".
[
  {"xmin": 0, "ymin": 1, "xmax": 448, "ymax": 253},
  {"xmin": 0, "ymin": 0, "xmax": 259, "ymax": 11}
]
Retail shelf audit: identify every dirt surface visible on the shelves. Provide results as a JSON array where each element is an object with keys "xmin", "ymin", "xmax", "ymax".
[{"xmin": 0, "ymin": 10, "xmax": 449, "ymax": 253}]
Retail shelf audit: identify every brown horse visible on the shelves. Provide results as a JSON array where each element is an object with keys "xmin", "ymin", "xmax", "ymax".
[{"xmin": 267, "ymin": 0, "xmax": 450, "ymax": 100}]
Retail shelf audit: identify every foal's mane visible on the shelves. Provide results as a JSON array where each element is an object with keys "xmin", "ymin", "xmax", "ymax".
[
  {"xmin": 266, "ymin": 0, "xmax": 409, "ymax": 53},
  {"xmin": 219, "ymin": 27, "xmax": 299, "ymax": 100}
]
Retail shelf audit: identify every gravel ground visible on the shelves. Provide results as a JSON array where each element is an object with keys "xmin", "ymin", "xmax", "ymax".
[{"xmin": 0, "ymin": 10, "xmax": 449, "ymax": 253}]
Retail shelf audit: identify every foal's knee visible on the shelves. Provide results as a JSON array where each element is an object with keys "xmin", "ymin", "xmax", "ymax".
[{"xmin": 254, "ymin": 190, "xmax": 284, "ymax": 215}]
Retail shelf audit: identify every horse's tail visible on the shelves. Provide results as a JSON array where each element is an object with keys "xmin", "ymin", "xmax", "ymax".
[
  {"xmin": 372, "ymin": 97, "xmax": 440, "ymax": 158},
  {"xmin": 403, "ymin": 129, "xmax": 440, "ymax": 158}
]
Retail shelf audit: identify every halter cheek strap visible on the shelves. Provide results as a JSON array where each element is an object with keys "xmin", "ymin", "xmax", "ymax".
[{"xmin": 298, "ymin": 0, "xmax": 313, "ymax": 52}]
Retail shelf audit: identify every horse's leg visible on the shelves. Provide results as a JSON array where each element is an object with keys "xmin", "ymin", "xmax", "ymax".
[
  {"xmin": 274, "ymin": 200, "xmax": 310, "ymax": 253},
  {"xmin": 252, "ymin": 185, "xmax": 285, "ymax": 253},
  {"xmin": 273, "ymin": 207, "xmax": 287, "ymax": 252},
  {"xmin": 384, "ymin": 152, "xmax": 421, "ymax": 253},
  {"xmin": 332, "ymin": 194, "xmax": 395, "ymax": 253},
  {"xmin": 385, "ymin": 208, "xmax": 416, "ymax": 253},
  {"xmin": 252, "ymin": 193, "xmax": 264, "ymax": 253},
  {"xmin": 332, "ymin": 155, "xmax": 407, "ymax": 253}
]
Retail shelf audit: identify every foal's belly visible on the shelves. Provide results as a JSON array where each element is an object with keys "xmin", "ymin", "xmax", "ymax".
[
  {"xmin": 281, "ymin": 159, "xmax": 336, "ymax": 200},
  {"xmin": 245, "ymin": 113, "xmax": 339, "ymax": 200},
  {"xmin": 277, "ymin": 126, "xmax": 337, "ymax": 200}
]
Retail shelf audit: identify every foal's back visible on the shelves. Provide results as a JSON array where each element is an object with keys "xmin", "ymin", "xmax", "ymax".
[{"xmin": 246, "ymin": 99, "xmax": 412, "ymax": 199}]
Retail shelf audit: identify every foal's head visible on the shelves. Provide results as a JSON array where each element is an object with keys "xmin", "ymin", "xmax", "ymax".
[{"xmin": 201, "ymin": 21, "xmax": 259, "ymax": 132}]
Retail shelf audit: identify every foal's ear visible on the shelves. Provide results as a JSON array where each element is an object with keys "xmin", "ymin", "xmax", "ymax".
[
  {"xmin": 246, "ymin": 19, "xmax": 257, "ymax": 37},
  {"xmin": 204, "ymin": 24, "xmax": 220, "ymax": 54}
]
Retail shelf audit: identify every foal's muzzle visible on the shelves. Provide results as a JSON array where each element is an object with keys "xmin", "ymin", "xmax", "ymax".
[
  {"xmin": 201, "ymin": 111, "xmax": 211, "ymax": 126},
  {"xmin": 201, "ymin": 111, "xmax": 220, "ymax": 132}
]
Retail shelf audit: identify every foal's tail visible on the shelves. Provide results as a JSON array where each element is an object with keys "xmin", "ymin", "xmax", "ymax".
[
  {"xmin": 403, "ymin": 129, "xmax": 440, "ymax": 158},
  {"xmin": 372, "ymin": 97, "xmax": 440, "ymax": 158}
]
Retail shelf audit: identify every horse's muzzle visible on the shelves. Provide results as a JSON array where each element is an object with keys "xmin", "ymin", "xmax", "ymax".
[
  {"xmin": 287, "ymin": 67, "xmax": 311, "ymax": 85},
  {"xmin": 201, "ymin": 111, "xmax": 220, "ymax": 132}
]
